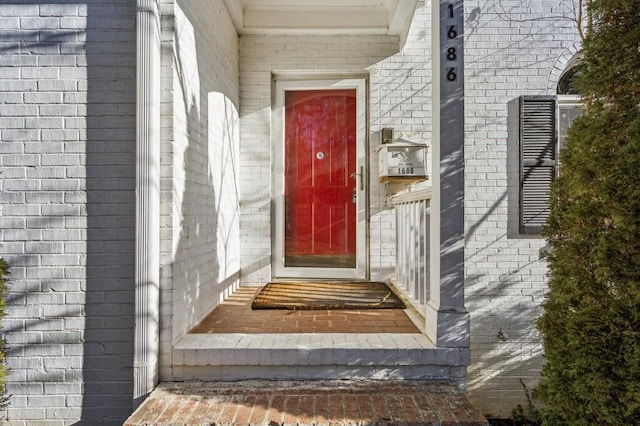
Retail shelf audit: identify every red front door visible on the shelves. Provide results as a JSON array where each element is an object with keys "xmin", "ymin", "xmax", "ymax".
[{"xmin": 284, "ymin": 89, "xmax": 357, "ymax": 268}]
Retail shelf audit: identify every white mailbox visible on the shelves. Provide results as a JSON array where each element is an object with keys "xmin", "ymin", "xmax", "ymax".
[{"xmin": 378, "ymin": 142, "xmax": 428, "ymax": 182}]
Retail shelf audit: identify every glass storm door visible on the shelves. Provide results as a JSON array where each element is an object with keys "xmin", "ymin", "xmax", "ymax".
[{"xmin": 273, "ymin": 79, "xmax": 367, "ymax": 279}]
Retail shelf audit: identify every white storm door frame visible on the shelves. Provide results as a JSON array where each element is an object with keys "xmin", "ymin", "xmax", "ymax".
[{"xmin": 272, "ymin": 77, "xmax": 368, "ymax": 280}]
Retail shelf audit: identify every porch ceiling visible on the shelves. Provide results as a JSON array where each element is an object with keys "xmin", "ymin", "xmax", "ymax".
[{"xmin": 224, "ymin": 0, "xmax": 418, "ymax": 38}]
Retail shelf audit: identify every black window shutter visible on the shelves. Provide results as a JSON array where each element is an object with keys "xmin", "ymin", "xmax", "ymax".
[{"xmin": 519, "ymin": 95, "xmax": 556, "ymax": 234}]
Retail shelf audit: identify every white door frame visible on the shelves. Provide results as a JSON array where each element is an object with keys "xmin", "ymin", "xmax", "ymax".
[{"xmin": 271, "ymin": 77, "xmax": 368, "ymax": 280}]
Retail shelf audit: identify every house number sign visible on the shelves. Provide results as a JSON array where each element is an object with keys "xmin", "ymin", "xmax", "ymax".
[{"xmin": 444, "ymin": 1, "xmax": 462, "ymax": 84}]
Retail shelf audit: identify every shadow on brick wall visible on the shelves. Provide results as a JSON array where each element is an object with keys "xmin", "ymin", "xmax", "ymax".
[
  {"xmin": 82, "ymin": 1, "xmax": 136, "ymax": 423},
  {"xmin": 0, "ymin": 1, "xmax": 136, "ymax": 424}
]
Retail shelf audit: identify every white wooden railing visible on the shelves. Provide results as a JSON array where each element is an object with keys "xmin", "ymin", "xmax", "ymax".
[{"xmin": 389, "ymin": 187, "xmax": 431, "ymax": 313}]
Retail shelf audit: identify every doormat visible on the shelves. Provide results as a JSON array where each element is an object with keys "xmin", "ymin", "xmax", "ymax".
[{"xmin": 251, "ymin": 281, "xmax": 406, "ymax": 310}]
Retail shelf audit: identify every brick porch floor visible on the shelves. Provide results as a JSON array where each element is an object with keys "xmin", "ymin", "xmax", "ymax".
[
  {"xmin": 132, "ymin": 288, "xmax": 487, "ymax": 424},
  {"xmin": 125, "ymin": 380, "xmax": 489, "ymax": 425},
  {"xmin": 190, "ymin": 286, "xmax": 422, "ymax": 334}
]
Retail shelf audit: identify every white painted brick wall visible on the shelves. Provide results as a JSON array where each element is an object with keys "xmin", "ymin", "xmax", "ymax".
[
  {"xmin": 0, "ymin": 1, "xmax": 136, "ymax": 423},
  {"xmin": 463, "ymin": 0, "xmax": 582, "ymax": 418},
  {"xmin": 157, "ymin": 0, "xmax": 240, "ymax": 380},
  {"xmin": 0, "ymin": 0, "xmax": 583, "ymax": 421},
  {"xmin": 238, "ymin": 8, "xmax": 436, "ymax": 286}
]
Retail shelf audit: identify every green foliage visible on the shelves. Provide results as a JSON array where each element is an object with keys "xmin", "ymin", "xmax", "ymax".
[
  {"xmin": 536, "ymin": 0, "xmax": 640, "ymax": 424},
  {"xmin": 0, "ymin": 259, "xmax": 8, "ymax": 408}
]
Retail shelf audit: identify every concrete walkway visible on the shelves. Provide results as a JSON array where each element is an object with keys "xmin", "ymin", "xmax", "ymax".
[{"xmin": 125, "ymin": 380, "xmax": 488, "ymax": 425}]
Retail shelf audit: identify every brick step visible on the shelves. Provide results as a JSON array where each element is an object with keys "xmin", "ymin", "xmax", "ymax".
[
  {"xmin": 170, "ymin": 333, "xmax": 469, "ymax": 383},
  {"xmin": 125, "ymin": 380, "xmax": 489, "ymax": 425}
]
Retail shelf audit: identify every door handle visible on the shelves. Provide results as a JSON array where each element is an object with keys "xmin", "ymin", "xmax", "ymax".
[{"xmin": 350, "ymin": 166, "xmax": 364, "ymax": 190}]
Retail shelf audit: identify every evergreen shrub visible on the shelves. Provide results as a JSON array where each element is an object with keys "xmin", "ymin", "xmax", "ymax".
[{"xmin": 536, "ymin": 0, "xmax": 640, "ymax": 423}]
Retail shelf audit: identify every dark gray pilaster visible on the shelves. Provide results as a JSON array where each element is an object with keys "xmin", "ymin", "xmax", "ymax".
[{"xmin": 427, "ymin": 0, "xmax": 469, "ymax": 348}]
